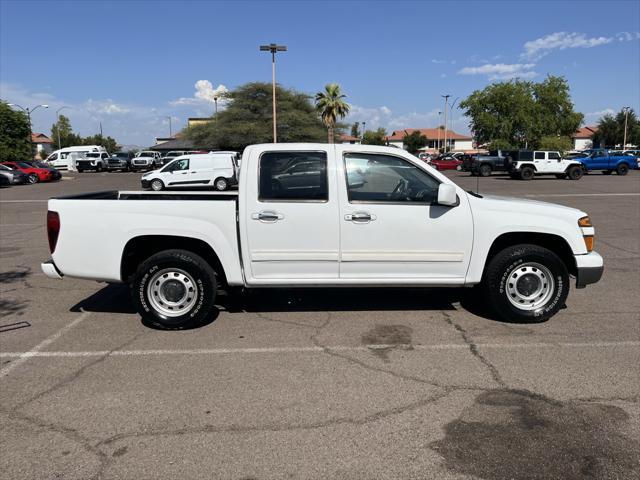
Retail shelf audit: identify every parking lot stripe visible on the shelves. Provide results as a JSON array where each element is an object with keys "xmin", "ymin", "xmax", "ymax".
[
  {"xmin": 0, "ymin": 311, "xmax": 92, "ymax": 378},
  {"xmin": 1, "ymin": 340, "xmax": 638, "ymax": 359},
  {"xmin": 0, "ymin": 200, "xmax": 48, "ymax": 203}
]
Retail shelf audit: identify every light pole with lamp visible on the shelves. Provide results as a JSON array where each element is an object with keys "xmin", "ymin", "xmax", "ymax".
[
  {"xmin": 55, "ymin": 106, "xmax": 70, "ymax": 150},
  {"xmin": 8, "ymin": 103, "xmax": 49, "ymax": 158},
  {"xmin": 362, "ymin": 121, "xmax": 366, "ymax": 143},
  {"xmin": 441, "ymin": 94, "xmax": 450, "ymax": 152},
  {"xmin": 259, "ymin": 43, "xmax": 287, "ymax": 143},
  {"xmin": 163, "ymin": 116, "xmax": 172, "ymax": 138}
]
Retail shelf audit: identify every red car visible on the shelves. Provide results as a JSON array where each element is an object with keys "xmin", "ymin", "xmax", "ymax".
[
  {"xmin": 1, "ymin": 161, "xmax": 61, "ymax": 184},
  {"xmin": 429, "ymin": 156, "xmax": 464, "ymax": 171}
]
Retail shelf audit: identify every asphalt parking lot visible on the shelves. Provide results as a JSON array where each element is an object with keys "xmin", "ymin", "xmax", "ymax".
[{"xmin": 1, "ymin": 169, "xmax": 639, "ymax": 480}]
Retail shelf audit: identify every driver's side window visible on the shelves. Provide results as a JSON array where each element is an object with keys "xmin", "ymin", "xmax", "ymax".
[
  {"xmin": 343, "ymin": 153, "xmax": 440, "ymax": 203},
  {"xmin": 169, "ymin": 158, "xmax": 189, "ymax": 171}
]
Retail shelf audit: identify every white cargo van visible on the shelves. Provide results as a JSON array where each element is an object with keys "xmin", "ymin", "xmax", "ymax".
[
  {"xmin": 141, "ymin": 151, "xmax": 239, "ymax": 191},
  {"xmin": 46, "ymin": 146, "xmax": 105, "ymax": 171}
]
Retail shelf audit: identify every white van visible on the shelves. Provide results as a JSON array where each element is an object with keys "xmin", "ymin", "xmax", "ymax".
[
  {"xmin": 46, "ymin": 146, "xmax": 106, "ymax": 171},
  {"xmin": 141, "ymin": 151, "xmax": 239, "ymax": 191}
]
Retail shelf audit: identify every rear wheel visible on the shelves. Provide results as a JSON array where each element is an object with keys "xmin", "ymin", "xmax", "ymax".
[
  {"xmin": 482, "ymin": 244, "xmax": 569, "ymax": 323},
  {"xmin": 214, "ymin": 177, "xmax": 228, "ymax": 191},
  {"xmin": 520, "ymin": 166, "xmax": 535, "ymax": 180},
  {"xmin": 28, "ymin": 174, "xmax": 39, "ymax": 184},
  {"xmin": 567, "ymin": 165, "xmax": 583, "ymax": 180},
  {"xmin": 479, "ymin": 164, "xmax": 492, "ymax": 177},
  {"xmin": 131, "ymin": 249, "xmax": 217, "ymax": 329},
  {"xmin": 97, "ymin": 164, "xmax": 103, "ymax": 172},
  {"xmin": 150, "ymin": 179, "xmax": 164, "ymax": 191},
  {"xmin": 616, "ymin": 163, "xmax": 629, "ymax": 176}
]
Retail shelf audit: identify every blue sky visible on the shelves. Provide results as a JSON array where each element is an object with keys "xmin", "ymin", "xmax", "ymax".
[{"xmin": 1, "ymin": 0, "xmax": 639, "ymax": 147}]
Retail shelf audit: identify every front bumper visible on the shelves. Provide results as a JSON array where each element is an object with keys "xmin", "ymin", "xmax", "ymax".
[
  {"xmin": 41, "ymin": 260, "xmax": 63, "ymax": 279},
  {"xmin": 575, "ymin": 251, "xmax": 604, "ymax": 288}
]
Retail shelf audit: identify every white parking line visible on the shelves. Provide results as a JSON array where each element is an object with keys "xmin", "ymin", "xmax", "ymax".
[
  {"xmin": 0, "ymin": 311, "xmax": 91, "ymax": 378},
  {"xmin": 525, "ymin": 193, "xmax": 640, "ymax": 197},
  {"xmin": 0, "ymin": 200, "xmax": 48, "ymax": 203},
  {"xmin": 1, "ymin": 340, "xmax": 637, "ymax": 359}
]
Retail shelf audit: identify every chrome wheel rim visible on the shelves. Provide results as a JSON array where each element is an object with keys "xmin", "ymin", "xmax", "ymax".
[
  {"xmin": 215, "ymin": 179, "xmax": 227, "ymax": 190},
  {"xmin": 147, "ymin": 268, "xmax": 198, "ymax": 317},
  {"xmin": 505, "ymin": 262, "xmax": 555, "ymax": 311},
  {"xmin": 151, "ymin": 180, "xmax": 163, "ymax": 191}
]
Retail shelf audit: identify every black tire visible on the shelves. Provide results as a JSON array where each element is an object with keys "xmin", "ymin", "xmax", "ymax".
[
  {"xmin": 602, "ymin": 170, "xmax": 612, "ymax": 175},
  {"xmin": 567, "ymin": 166, "xmax": 583, "ymax": 180},
  {"xmin": 214, "ymin": 177, "xmax": 228, "ymax": 191},
  {"xmin": 97, "ymin": 164, "xmax": 103, "ymax": 172},
  {"xmin": 555, "ymin": 173, "xmax": 567, "ymax": 179},
  {"xmin": 150, "ymin": 179, "xmax": 164, "ymax": 191},
  {"xmin": 482, "ymin": 244, "xmax": 569, "ymax": 323},
  {"xmin": 131, "ymin": 249, "xmax": 217, "ymax": 329},
  {"xmin": 479, "ymin": 164, "xmax": 492, "ymax": 177},
  {"xmin": 520, "ymin": 166, "xmax": 535, "ymax": 180},
  {"xmin": 616, "ymin": 163, "xmax": 629, "ymax": 176},
  {"xmin": 28, "ymin": 174, "xmax": 39, "ymax": 184}
]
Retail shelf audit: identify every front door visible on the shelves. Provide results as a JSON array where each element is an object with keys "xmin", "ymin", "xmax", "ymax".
[
  {"xmin": 243, "ymin": 149, "xmax": 340, "ymax": 282},
  {"xmin": 338, "ymin": 151, "xmax": 473, "ymax": 282}
]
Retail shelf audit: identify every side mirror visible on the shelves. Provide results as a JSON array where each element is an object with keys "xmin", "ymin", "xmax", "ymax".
[{"xmin": 437, "ymin": 184, "xmax": 458, "ymax": 207}]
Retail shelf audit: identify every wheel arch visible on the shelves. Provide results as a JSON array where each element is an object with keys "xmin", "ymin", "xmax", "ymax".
[
  {"xmin": 519, "ymin": 163, "xmax": 537, "ymax": 172},
  {"xmin": 483, "ymin": 232, "xmax": 577, "ymax": 279},
  {"xmin": 121, "ymin": 235, "xmax": 228, "ymax": 287}
]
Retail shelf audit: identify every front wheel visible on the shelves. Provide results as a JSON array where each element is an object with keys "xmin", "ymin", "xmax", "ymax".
[
  {"xmin": 616, "ymin": 164, "xmax": 629, "ymax": 176},
  {"xmin": 131, "ymin": 249, "xmax": 217, "ymax": 329},
  {"xmin": 479, "ymin": 164, "xmax": 492, "ymax": 177},
  {"xmin": 482, "ymin": 244, "xmax": 569, "ymax": 323},
  {"xmin": 28, "ymin": 174, "xmax": 39, "ymax": 184},
  {"xmin": 567, "ymin": 166, "xmax": 583, "ymax": 180},
  {"xmin": 150, "ymin": 179, "xmax": 164, "ymax": 191},
  {"xmin": 214, "ymin": 177, "xmax": 228, "ymax": 191}
]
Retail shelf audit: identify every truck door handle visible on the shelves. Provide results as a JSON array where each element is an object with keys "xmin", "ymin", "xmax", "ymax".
[
  {"xmin": 345, "ymin": 212, "xmax": 376, "ymax": 223},
  {"xmin": 252, "ymin": 211, "xmax": 284, "ymax": 222}
]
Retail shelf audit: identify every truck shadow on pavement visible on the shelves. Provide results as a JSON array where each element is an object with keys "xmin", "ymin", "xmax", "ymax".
[{"xmin": 70, "ymin": 284, "xmax": 523, "ymax": 328}]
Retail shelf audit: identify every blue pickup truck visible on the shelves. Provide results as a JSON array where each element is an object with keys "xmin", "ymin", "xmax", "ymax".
[{"xmin": 571, "ymin": 149, "xmax": 639, "ymax": 175}]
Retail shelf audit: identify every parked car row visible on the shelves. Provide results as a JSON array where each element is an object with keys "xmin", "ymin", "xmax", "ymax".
[
  {"xmin": 456, "ymin": 148, "xmax": 639, "ymax": 180},
  {"xmin": 0, "ymin": 161, "xmax": 62, "ymax": 187}
]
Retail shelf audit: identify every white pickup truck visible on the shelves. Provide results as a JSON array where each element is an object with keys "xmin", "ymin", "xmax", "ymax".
[{"xmin": 41, "ymin": 143, "xmax": 603, "ymax": 328}]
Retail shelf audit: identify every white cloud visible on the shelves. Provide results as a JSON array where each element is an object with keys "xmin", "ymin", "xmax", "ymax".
[
  {"xmin": 585, "ymin": 108, "xmax": 615, "ymax": 120},
  {"xmin": 522, "ymin": 32, "xmax": 613, "ymax": 60},
  {"xmin": 616, "ymin": 31, "xmax": 640, "ymax": 42},
  {"xmin": 458, "ymin": 63, "xmax": 537, "ymax": 80},
  {"xmin": 84, "ymin": 99, "xmax": 131, "ymax": 115},
  {"xmin": 170, "ymin": 80, "xmax": 229, "ymax": 107}
]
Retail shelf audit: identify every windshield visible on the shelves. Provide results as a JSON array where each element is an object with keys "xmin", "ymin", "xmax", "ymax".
[
  {"xmin": 16, "ymin": 162, "xmax": 33, "ymax": 168},
  {"xmin": 31, "ymin": 161, "xmax": 49, "ymax": 168},
  {"xmin": 136, "ymin": 152, "xmax": 154, "ymax": 157},
  {"xmin": 85, "ymin": 153, "xmax": 100, "ymax": 158}
]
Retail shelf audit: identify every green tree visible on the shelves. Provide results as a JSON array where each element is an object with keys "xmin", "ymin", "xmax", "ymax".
[
  {"xmin": 362, "ymin": 128, "xmax": 387, "ymax": 145},
  {"xmin": 187, "ymin": 82, "xmax": 327, "ymax": 151},
  {"xmin": 0, "ymin": 101, "xmax": 31, "ymax": 161},
  {"xmin": 537, "ymin": 135, "xmax": 573, "ymax": 153},
  {"xmin": 350, "ymin": 122, "xmax": 360, "ymax": 138},
  {"xmin": 460, "ymin": 75, "xmax": 583, "ymax": 149},
  {"xmin": 403, "ymin": 130, "xmax": 428, "ymax": 154},
  {"xmin": 82, "ymin": 134, "xmax": 118, "ymax": 153},
  {"xmin": 593, "ymin": 108, "xmax": 640, "ymax": 148},
  {"xmin": 50, "ymin": 114, "xmax": 82, "ymax": 149},
  {"xmin": 315, "ymin": 83, "xmax": 351, "ymax": 143}
]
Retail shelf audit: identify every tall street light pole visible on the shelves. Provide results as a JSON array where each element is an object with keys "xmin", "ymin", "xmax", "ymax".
[
  {"xmin": 441, "ymin": 95, "xmax": 450, "ymax": 152},
  {"xmin": 449, "ymin": 97, "xmax": 459, "ymax": 137},
  {"xmin": 362, "ymin": 121, "xmax": 366, "ymax": 142},
  {"xmin": 260, "ymin": 43, "xmax": 287, "ymax": 143},
  {"xmin": 8, "ymin": 103, "xmax": 49, "ymax": 158},
  {"xmin": 622, "ymin": 106, "xmax": 630, "ymax": 149},
  {"xmin": 55, "ymin": 106, "xmax": 70, "ymax": 150}
]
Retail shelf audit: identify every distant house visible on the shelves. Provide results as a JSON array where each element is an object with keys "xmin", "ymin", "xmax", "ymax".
[
  {"xmin": 572, "ymin": 126, "xmax": 598, "ymax": 150},
  {"xmin": 32, "ymin": 133, "xmax": 53, "ymax": 159},
  {"xmin": 384, "ymin": 128, "xmax": 474, "ymax": 152},
  {"xmin": 339, "ymin": 134, "xmax": 361, "ymax": 144},
  {"xmin": 148, "ymin": 135, "xmax": 198, "ymax": 155}
]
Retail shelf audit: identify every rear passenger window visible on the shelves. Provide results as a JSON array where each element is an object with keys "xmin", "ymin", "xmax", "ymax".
[
  {"xmin": 548, "ymin": 152, "xmax": 560, "ymax": 160},
  {"xmin": 534, "ymin": 152, "xmax": 545, "ymax": 160},
  {"xmin": 259, "ymin": 151, "xmax": 328, "ymax": 201}
]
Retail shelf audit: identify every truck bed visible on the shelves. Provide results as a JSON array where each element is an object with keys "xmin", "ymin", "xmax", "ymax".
[{"xmin": 48, "ymin": 190, "xmax": 242, "ymax": 284}]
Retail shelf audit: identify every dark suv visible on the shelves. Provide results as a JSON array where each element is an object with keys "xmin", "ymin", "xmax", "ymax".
[{"xmin": 107, "ymin": 152, "xmax": 133, "ymax": 172}]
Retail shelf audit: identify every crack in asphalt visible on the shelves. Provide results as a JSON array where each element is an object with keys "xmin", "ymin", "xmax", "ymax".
[{"xmin": 441, "ymin": 311, "xmax": 506, "ymax": 388}]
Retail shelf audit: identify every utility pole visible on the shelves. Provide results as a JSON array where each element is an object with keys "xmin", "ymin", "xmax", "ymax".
[
  {"xmin": 362, "ymin": 121, "xmax": 366, "ymax": 142},
  {"xmin": 100, "ymin": 122, "xmax": 103, "ymax": 137},
  {"xmin": 213, "ymin": 97, "xmax": 218, "ymax": 116},
  {"xmin": 164, "ymin": 116, "xmax": 172, "ymax": 137},
  {"xmin": 259, "ymin": 43, "xmax": 287, "ymax": 143},
  {"xmin": 622, "ymin": 106, "xmax": 630, "ymax": 149},
  {"xmin": 442, "ymin": 94, "xmax": 450, "ymax": 152},
  {"xmin": 55, "ymin": 106, "xmax": 70, "ymax": 150},
  {"xmin": 8, "ymin": 103, "xmax": 48, "ymax": 158},
  {"xmin": 437, "ymin": 111, "xmax": 441, "ymax": 150},
  {"xmin": 449, "ymin": 97, "xmax": 459, "ymax": 140}
]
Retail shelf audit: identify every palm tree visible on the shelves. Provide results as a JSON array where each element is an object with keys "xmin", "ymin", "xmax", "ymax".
[{"xmin": 315, "ymin": 83, "xmax": 350, "ymax": 143}]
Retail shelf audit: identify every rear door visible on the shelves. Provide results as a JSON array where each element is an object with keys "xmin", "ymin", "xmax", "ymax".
[
  {"xmin": 337, "ymin": 148, "xmax": 473, "ymax": 282},
  {"xmin": 242, "ymin": 147, "xmax": 339, "ymax": 282},
  {"xmin": 187, "ymin": 156, "xmax": 214, "ymax": 186}
]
